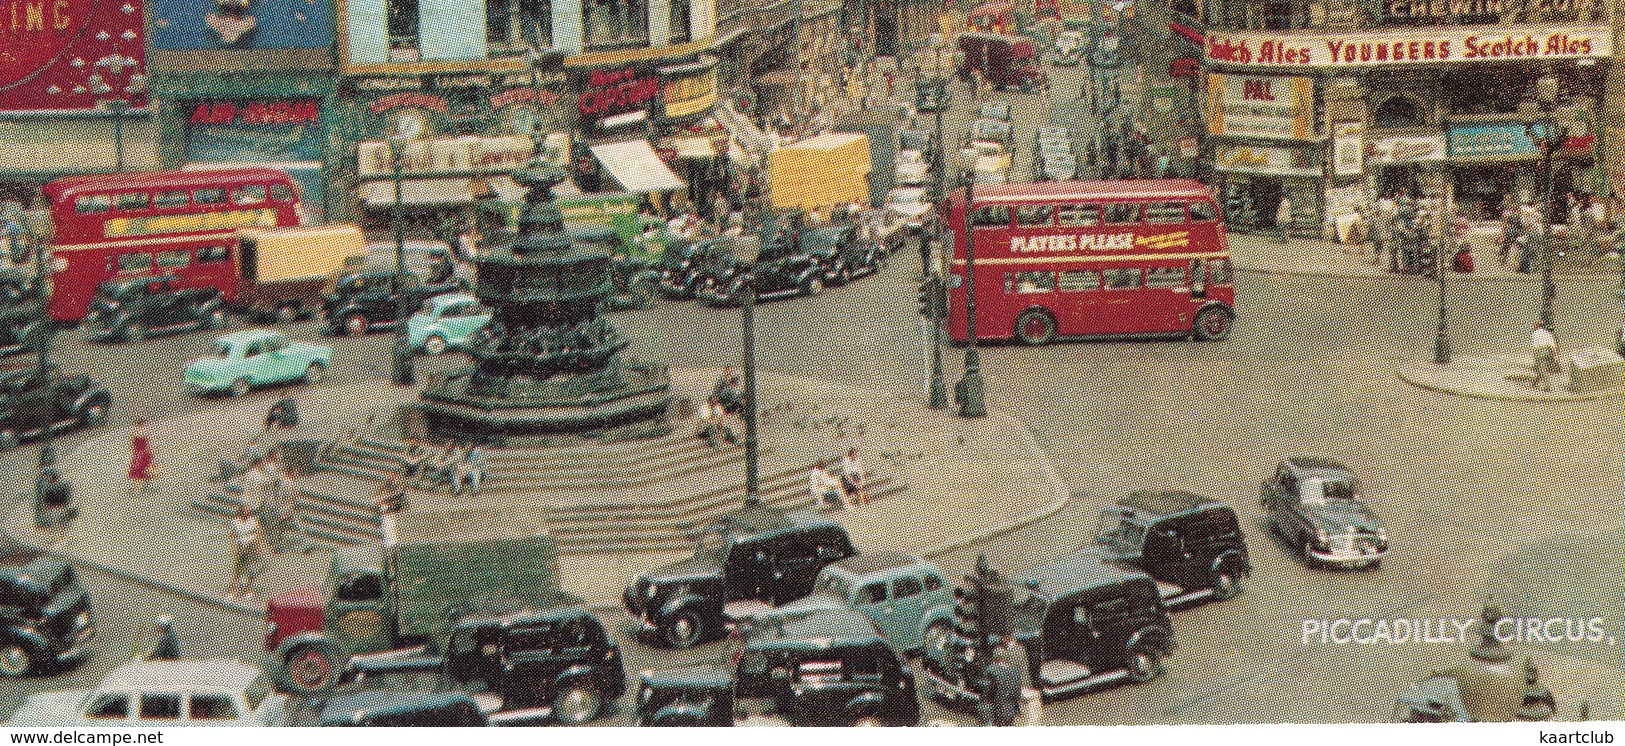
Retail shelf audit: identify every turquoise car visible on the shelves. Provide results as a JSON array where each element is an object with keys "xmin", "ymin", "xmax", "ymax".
[
  {"xmin": 406, "ymin": 293, "xmax": 492, "ymax": 355},
  {"xmin": 749, "ymin": 551, "xmax": 955, "ymax": 655},
  {"xmin": 185, "ymin": 329, "xmax": 332, "ymax": 397}
]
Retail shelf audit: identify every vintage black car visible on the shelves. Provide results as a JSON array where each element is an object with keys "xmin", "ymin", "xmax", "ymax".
[
  {"xmin": 1083, "ymin": 491, "xmax": 1250, "ymax": 608},
  {"xmin": 624, "ymin": 503, "xmax": 857, "ymax": 648},
  {"xmin": 84, "ymin": 275, "xmax": 227, "ymax": 343},
  {"xmin": 798, "ymin": 226, "xmax": 883, "ymax": 286},
  {"xmin": 0, "ymin": 302, "xmax": 51, "ymax": 360},
  {"xmin": 915, "ymin": 77, "xmax": 950, "ymax": 113},
  {"xmin": 321, "ymin": 270, "xmax": 468, "ymax": 337},
  {"xmin": 0, "ymin": 556, "xmax": 95, "ymax": 677},
  {"xmin": 693, "ymin": 238, "xmax": 827, "ymax": 306},
  {"xmin": 655, "ymin": 238, "xmax": 735, "ymax": 299},
  {"xmin": 637, "ymin": 608, "xmax": 918, "ymax": 726},
  {"xmin": 0, "ymin": 364, "xmax": 111, "ymax": 451},
  {"xmin": 923, "ymin": 552, "xmax": 1174, "ymax": 706},
  {"xmin": 350, "ymin": 603, "xmax": 624, "ymax": 725},
  {"xmin": 319, "ymin": 691, "xmax": 491, "ymax": 727},
  {"xmin": 1261, "ymin": 457, "xmax": 1388, "ymax": 569}
]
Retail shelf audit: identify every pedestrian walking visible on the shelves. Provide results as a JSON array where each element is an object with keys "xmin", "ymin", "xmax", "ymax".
[
  {"xmin": 982, "ymin": 645, "xmax": 1022, "ymax": 726},
  {"xmin": 33, "ymin": 466, "xmax": 75, "ymax": 544},
  {"xmin": 264, "ymin": 397, "xmax": 299, "ymax": 432},
  {"xmin": 1274, "ymin": 194, "xmax": 1293, "ymax": 245},
  {"xmin": 454, "ymin": 445, "xmax": 486, "ymax": 496},
  {"xmin": 226, "ymin": 505, "xmax": 264, "ymax": 601},
  {"xmin": 214, "ymin": 435, "xmax": 267, "ymax": 483},
  {"xmin": 1531, "ymin": 322, "xmax": 1560, "ymax": 391},
  {"xmin": 142, "ymin": 615, "xmax": 181, "ymax": 661},
  {"xmin": 128, "ymin": 417, "xmax": 154, "ymax": 494}
]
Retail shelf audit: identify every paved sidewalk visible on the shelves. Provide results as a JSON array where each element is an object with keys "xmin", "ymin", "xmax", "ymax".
[
  {"xmin": 2, "ymin": 370, "xmax": 1067, "ymax": 616},
  {"xmin": 1397, "ymin": 354, "xmax": 1625, "ymax": 402},
  {"xmin": 1230, "ymin": 232, "xmax": 1618, "ymax": 282}
]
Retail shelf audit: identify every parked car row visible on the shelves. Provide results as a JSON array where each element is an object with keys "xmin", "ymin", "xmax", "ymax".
[{"xmin": 655, "ymin": 214, "xmax": 896, "ymax": 309}]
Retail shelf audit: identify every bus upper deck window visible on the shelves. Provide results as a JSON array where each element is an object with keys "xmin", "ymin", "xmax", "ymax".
[
  {"xmin": 972, "ymin": 205, "xmax": 1010, "ymax": 228},
  {"xmin": 1058, "ymin": 205, "xmax": 1100, "ymax": 227},
  {"xmin": 155, "ymin": 191, "xmax": 190, "ymax": 209},
  {"xmin": 193, "ymin": 188, "xmax": 226, "ymax": 206},
  {"xmin": 270, "ymin": 183, "xmax": 296, "ymax": 202},
  {"xmin": 74, "ymin": 195, "xmax": 111, "ymax": 214},
  {"xmin": 233, "ymin": 185, "xmax": 268, "ymax": 205},
  {"xmin": 114, "ymin": 192, "xmax": 149, "ymax": 211},
  {"xmin": 1104, "ymin": 204, "xmax": 1141, "ymax": 224},
  {"xmin": 1145, "ymin": 202, "xmax": 1187, "ymax": 224},
  {"xmin": 1016, "ymin": 205, "xmax": 1055, "ymax": 226},
  {"xmin": 1189, "ymin": 201, "xmax": 1218, "ymax": 222}
]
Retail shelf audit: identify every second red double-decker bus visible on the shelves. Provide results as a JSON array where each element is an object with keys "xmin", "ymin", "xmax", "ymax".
[
  {"xmin": 944, "ymin": 179, "xmax": 1235, "ymax": 345},
  {"xmin": 42, "ymin": 167, "xmax": 304, "ymax": 323}
]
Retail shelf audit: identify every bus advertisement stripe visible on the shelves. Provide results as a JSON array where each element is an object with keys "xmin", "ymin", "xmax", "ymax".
[{"xmin": 949, "ymin": 252, "xmax": 1228, "ymax": 266}]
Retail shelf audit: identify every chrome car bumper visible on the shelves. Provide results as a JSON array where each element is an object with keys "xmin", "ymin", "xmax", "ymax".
[
  {"xmin": 1308, "ymin": 540, "xmax": 1387, "ymax": 568},
  {"xmin": 55, "ymin": 617, "xmax": 95, "ymax": 662}
]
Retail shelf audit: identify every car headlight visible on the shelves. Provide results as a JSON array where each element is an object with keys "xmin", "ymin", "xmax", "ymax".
[{"xmin": 638, "ymin": 685, "xmax": 653, "ymax": 705}]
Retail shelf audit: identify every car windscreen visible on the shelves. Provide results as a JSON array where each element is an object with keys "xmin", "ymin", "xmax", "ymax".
[
  {"xmin": 1094, "ymin": 511, "xmax": 1146, "ymax": 553},
  {"xmin": 1300, "ymin": 477, "xmax": 1358, "ymax": 503},
  {"xmin": 1011, "ymin": 586, "xmax": 1045, "ymax": 632},
  {"xmin": 695, "ymin": 528, "xmax": 730, "ymax": 563}
]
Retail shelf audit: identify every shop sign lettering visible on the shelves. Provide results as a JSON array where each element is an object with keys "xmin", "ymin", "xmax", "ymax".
[
  {"xmin": 1205, "ymin": 74, "xmax": 1315, "ymax": 140},
  {"xmin": 1384, "ymin": 0, "xmax": 1594, "ymax": 20},
  {"xmin": 579, "ymin": 67, "xmax": 659, "ymax": 119},
  {"xmin": 490, "ymin": 87, "xmax": 559, "ymax": 109},
  {"xmin": 1204, "ymin": 23, "xmax": 1609, "ymax": 67},
  {"xmin": 189, "ymin": 100, "xmax": 319, "ymax": 125},
  {"xmin": 105, "ymin": 208, "xmax": 278, "ymax": 238},
  {"xmin": 1366, "ymin": 134, "xmax": 1447, "ymax": 163},
  {"xmin": 369, "ymin": 92, "xmax": 448, "ymax": 115}
]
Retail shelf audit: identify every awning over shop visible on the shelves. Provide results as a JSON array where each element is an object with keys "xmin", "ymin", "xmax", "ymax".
[
  {"xmin": 361, "ymin": 178, "xmax": 488, "ymax": 208},
  {"xmin": 588, "ymin": 140, "xmax": 686, "ymax": 194}
]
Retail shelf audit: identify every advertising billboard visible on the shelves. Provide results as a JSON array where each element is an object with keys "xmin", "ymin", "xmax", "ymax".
[
  {"xmin": 150, "ymin": 0, "xmax": 333, "ymax": 50},
  {"xmin": 0, "ymin": 0, "xmax": 147, "ymax": 112},
  {"xmin": 1204, "ymin": 74, "xmax": 1315, "ymax": 141}
]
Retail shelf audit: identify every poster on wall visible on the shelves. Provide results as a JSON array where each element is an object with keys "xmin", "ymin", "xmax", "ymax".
[
  {"xmin": 151, "ymin": 0, "xmax": 333, "ymax": 49},
  {"xmin": 185, "ymin": 99, "xmax": 327, "ymax": 219},
  {"xmin": 1333, "ymin": 121, "xmax": 1363, "ymax": 176},
  {"xmin": 0, "ymin": 0, "xmax": 147, "ymax": 112},
  {"xmin": 1204, "ymin": 73, "xmax": 1315, "ymax": 140}
]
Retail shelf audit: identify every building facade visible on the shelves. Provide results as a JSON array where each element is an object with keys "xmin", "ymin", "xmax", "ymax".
[{"xmin": 1198, "ymin": 0, "xmax": 1616, "ymax": 235}]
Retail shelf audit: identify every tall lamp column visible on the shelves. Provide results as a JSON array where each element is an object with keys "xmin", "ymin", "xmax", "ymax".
[
  {"xmin": 740, "ymin": 273, "xmax": 760, "ymax": 500},
  {"xmin": 954, "ymin": 148, "xmax": 986, "ymax": 418},
  {"xmin": 387, "ymin": 135, "xmax": 414, "ymax": 386},
  {"xmin": 1520, "ymin": 72, "xmax": 1564, "ymax": 330},
  {"xmin": 1434, "ymin": 182, "xmax": 1452, "ymax": 365}
]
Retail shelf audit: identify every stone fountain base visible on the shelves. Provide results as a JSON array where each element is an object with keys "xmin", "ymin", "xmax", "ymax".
[{"xmin": 413, "ymin": 357, "xmax": 675, "ymax": 446}]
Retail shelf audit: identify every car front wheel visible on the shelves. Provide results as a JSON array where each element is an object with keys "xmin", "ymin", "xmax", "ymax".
[
  {"xmin": 802, "ymin": 276, "xmax": 824, "ymax": 297},
  {"xmin": 0, "ymin": 429, "xmax": 18, "ymax": 452},
  {"xmin": 663, "ymin": 610, "xmax": 706, "ymax": 648},
  {"xmin": 344, "ymin": 315, "xmax": 370, "ymax": 337},
  {"xmin": 1211, "ymin": 568, "xmax": 1244, "ymax": 600},
  {"xmin": 553, "ymin": 685, "xmax": 603, "ymax": 724},
  {"xmin": 1124, "ymin": 645, "xmax": 1164, "ymax": 684},
  {"xmin": 229, "ymin": 378, "xmax": 252, "ymax": 398},
  {"xmin": 121, "ymin": 323, "xmax": 145, "ymax": 343},
  {"xmin": 423, "ymin": 335, "xmax": 448, "ymax": 355}
]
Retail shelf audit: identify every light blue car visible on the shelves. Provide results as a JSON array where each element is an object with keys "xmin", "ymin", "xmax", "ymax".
[
  {"xmin": 185, "ymin": 329, "xmax": 332, "ymax": 397},
  {"xmin": 749, "ymin": 551, "xmax": 956, "ymax": 655},
  {"xmin": 406, "ymin": 293, "xmax": 492, "ymax": 355}
]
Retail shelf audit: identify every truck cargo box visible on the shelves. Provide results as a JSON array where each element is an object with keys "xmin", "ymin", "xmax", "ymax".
[{"xmin": 391, "ymin": 506, "xmax": 562, "ymax": 640}]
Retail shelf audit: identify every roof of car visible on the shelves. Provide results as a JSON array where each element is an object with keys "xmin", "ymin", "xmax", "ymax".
[
  {"xmin": 830, "ymin": 550, "xmax": 925, "ymax": 576},
  {"xmin": 1016, "ymin": 550, "xmax": 1150, "ymax": 600},
  {"xmin": 1286, "ymin": 456, "xmax": 1353, "ymax": 474},
  {"xmin": 640, "ymin": 664, "xmax": 734, "ymax": 690},
  {"xmin": 424, "ymin": 293, "xmax": 478, "ymax": 310},
  {"xmin": 716, "ymin": 503, "xmax": 836, "ymax": 541},
  {"xmin": 319, "ymin": 691, "xmax": 481, "ymax": 724},
  {"xmin": 1116, "ymin": 490, "xmax": 1220, "ymax": 518},
  {"xmin": 451, "ymin": 597, "xmax": 594, "ymax": 630},
  {"xmin": 99, "ymin": 659, "xmax": 264, "ymax": 693},
  {"xmin": 746, "ymin": 608, "xmax": 884, "ymax": 650},
  {"xmin": 215, "ymin": 329, "xmax": 286, "ymax": 345}
]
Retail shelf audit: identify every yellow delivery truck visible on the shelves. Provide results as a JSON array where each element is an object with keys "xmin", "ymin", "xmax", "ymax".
[
  {"xmin": 768, "ymin": 133, "xmax": 873, "ymax": 212},
  {"xmin": 234, "ymin": 224, "xmax": 368, "ymax": 322}
]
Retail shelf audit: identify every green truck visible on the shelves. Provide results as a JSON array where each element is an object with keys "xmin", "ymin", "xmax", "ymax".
[
  {"xmin": 480, "ymin": 191, "xmax": 665, "ymax": 260},
  {"xmin": 264, "ymin": 505, "xmax": 563, "ymax": 695}
]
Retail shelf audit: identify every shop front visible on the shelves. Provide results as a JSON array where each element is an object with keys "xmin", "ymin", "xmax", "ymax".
[
  {"xmin": 1211, "ymin": 142, "xmax": 1325, "ymax": 233},
  {"xmin": 177, "ymin": 98, "xmax": 330, "ymax": 222}
]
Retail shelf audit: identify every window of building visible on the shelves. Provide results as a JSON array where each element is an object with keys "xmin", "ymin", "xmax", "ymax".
[
  {"xmin": 1189, "ymin": 200, "xmax": 1217, "ymax": 222},
  {"xmin": 1145, "ymin": 202, "xmax": 1187, "ymax": 224},
  {"xmin": 387, "ymin": 0, "xmax": 421, "ymax": 53},
  {"xmin": 670, "ymin": 0, "xmax": 690, "ymax": 43},
  {"xmin": 583, "ymin": 0, "xmax": 649, "ymax": 50},
  {"xmin": 1103, "ymin": 268, "xmax": 1141, "ymax": 289},
  {"xmin": 193, "ymin": 188, "xmax": 226, "ymax": 205},
  {"xmin": 74, "ymin": 195, "xmax": 111, "ymax": 214},
  {"xmin": 1058, "ymin": 204, "xmax": 1100, "ymax": 227},
  {"xmin": 116, "ymin": 253, "xmax": 152, "ymax": 273},
  {"xmin": 1145, "ymin": 266, "xmax": 1187, "ymax": 288},
  {"xmin": 115, "ymin": 192, "xmax": 149, "ymax": 210},
  {"xmin": 1372, "ymin": 96, "xmax": 1424, "ymax": 129},
  {"xmin": 1104, "ymin": 203, "xmax": 1141, "ymax": 224},
  {"xmin": 972, "ymin": 205, "xmax": 1009, "ymax": 228},
  {"xmin": 156, "ymin": 251, "xmax": 191, "ymax": 268},
  {"xmin": 198, "ymin": 245, "xmax": 231, "ymax": 263},
  {"xmin": 1007, "ymin": 271, "xmax": 1056, "ymax": 294},
  {"xmin": 155, "ymin": 191, "xmax": 190, "ymax": 209},
  {"xmin": 1016, "ymin": 205, "xmax": 1055, "ymax": 226},
  {"xmin": 1059, "ymin": 270, "xmax": 1099, "ymax": 291},
  {"xmin": 521, "ymin": 0, "xmax": 552, "ymax": 47}
]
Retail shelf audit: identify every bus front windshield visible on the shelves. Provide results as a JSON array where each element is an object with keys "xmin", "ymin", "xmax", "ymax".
[{"xmin": 1094, "ymin": 511, "xmax": 1147, "ymax": 554}]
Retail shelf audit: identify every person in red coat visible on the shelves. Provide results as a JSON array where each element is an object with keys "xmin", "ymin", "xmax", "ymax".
[{"xmin": 128, "ymin": 417, "xmax": 153, "ymax": 493}]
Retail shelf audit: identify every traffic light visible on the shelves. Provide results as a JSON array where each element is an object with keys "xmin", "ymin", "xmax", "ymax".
[{"xmin": 918, "ymin": 277, "xmax": 936, "ymax": 317}]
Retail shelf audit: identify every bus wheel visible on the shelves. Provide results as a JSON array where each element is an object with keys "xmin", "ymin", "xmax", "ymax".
[
  {"xmin": 1015, "ymin": 309, "xmax": 1057, "ymax": 346},
  {"xmin": 1193, "ymin": 306, "xmax": 1233, "ymax": 341}
]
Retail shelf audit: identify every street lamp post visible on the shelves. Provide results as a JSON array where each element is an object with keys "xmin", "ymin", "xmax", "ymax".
[
  {"xmin": 954, "ymin": 148, "xmax": 986, "ymax": 418},
  {"xmin": 386, "ymin": 135, "xmax": 414, "ymax": 386},
  {"xmin": 1434, "ymin": 183, "xmax": 1452, "ymax": 365},
  {"xmin": 1520, "ymin": 72, "xmax": 1565, "ymax": 330},
  {"xmin": 740, "ymin": 273, "xmax": 760, "ymax": 500}
]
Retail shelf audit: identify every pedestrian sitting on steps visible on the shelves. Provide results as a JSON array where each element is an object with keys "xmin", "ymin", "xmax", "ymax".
[
  {"xmin": 840, "ymin": 448, "xmax": 870, "ymax": 506},
  {"xmin": 453, "ymin": 444, "xmax": 486, "ymax": 496},
  {"xmin": 399, "ymin": 437, "xmax": 431, "ymax": 480},
  {"xmin": 696, "ymin": 396, "xmax": 738, "ymax": 449},
  {"xmin": 809, "ymin": 466, "xmax": 851, "ymax": 511}
]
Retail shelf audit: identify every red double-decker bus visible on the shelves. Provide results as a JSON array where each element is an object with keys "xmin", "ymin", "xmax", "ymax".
[
  {"xmin": 41, "ymin": 167, "xmax": 303, "ymax": 322},
  {"xmin": 944, "ymin": 179, "xmax": 1235, "ymax": 345}
]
